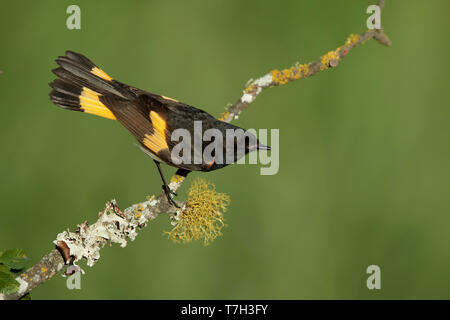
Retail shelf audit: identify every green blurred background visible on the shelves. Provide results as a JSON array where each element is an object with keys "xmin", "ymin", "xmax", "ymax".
[{"xmin": 1, "ymin": 0, "xmax": 449, "ymax": 299}]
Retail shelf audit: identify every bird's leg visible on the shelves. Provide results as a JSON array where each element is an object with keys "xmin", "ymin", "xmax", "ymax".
[{"xmin": 153, "ymin": 160, "xmax": 179, "ymax": 207}]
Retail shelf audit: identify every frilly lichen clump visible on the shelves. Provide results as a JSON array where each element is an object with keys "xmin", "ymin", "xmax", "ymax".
[{"xmin": 165, "ymin": 178, "xmax": 230, "ymax": 246}]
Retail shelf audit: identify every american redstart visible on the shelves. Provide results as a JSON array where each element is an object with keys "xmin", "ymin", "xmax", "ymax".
[{"xmin": 49, "ymin": 51, "xmax": 270, "ymax": 206}]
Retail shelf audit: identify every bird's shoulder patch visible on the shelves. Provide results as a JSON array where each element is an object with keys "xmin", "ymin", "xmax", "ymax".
[{"xmin": 142, "ymin": 110, "xmax": 169, "ymax": 154}]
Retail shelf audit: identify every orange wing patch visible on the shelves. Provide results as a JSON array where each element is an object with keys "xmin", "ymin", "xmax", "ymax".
[
  {"xmin": 91, "ymin": 67, "xmax": 113, "ymax": 82},
  {"xmin": 142, "ymin": 111, "xmax": 169, "ymax": 153},
  {"xmin": 79, "ymin": 87, "xmax": 116, "ymax": 120}
]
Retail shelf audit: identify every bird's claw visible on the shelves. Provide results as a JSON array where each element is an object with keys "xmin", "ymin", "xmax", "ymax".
[{"xmin": 162, "ymin": 185, "xmax": 180, "ymax": 208}]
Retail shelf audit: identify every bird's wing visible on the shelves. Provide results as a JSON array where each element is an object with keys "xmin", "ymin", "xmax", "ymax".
[{"xmin": 99, "ymin": 94, "xmax": 171, "ymax": 159}]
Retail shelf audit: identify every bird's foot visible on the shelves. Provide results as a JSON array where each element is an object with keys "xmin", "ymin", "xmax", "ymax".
[{"xmin": 162, "ymin": 185, "xmax": 180, "ymax": 208}]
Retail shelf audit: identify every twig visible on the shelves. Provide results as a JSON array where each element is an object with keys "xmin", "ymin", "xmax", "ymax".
[
  {"xmin": 0, "ymin": 250, "xmax": 65, "ymax": 300},
  {"xmin": 218, "ymin": 29, "xmax": 390, "ymax": 123},
  {"xmin": 0, "ymin": 1, "xmax": 390, "ymax": 300}
]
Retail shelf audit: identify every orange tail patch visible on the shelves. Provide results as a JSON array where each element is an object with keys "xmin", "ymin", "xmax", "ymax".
[
  {"xmin": 91, "ymin": 67, "xmax": 113, "ymax": 82},
  {"xmin": 79, "ymin": 87, "xmax": 116, "ymax": 120}
]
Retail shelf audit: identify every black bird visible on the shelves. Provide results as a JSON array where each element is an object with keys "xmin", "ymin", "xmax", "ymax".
[{"xmin": 49, "ymin": 51, "xmax": 270, "ymax": 206}]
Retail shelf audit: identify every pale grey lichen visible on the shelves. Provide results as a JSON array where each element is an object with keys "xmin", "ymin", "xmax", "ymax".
[
  {"xmin": 240, "ymin": 73, "xmax": 272, "ymax": 104},
  {"xmin": 168, "ymin": 205, "xmax": 186, "ymax": 226},
  {"xmin": 13, "ymin": 277, "xmax": 28, "ymax": 297},
  {"xmin": 53, "ymin": 197, "xmax": 161, "ymax": 267},
  {"xmin": 241, "ymin": 93, "xmax": 254, "ymax": 103},
  {"xmin": 253, "ymin": 73, "xmax": 273, "ymax": 87},
  {"xmin": 168, "ymin": 180, "xmax": 183, "ymax": 193}
]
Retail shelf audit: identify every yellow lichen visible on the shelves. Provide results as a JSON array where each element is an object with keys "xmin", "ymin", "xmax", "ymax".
[
  {"xmin": 218, "ymin": 111, "xmax": 230, "ymax": 121},
  {"xmin": 270, "ymin": 63, "xmax": 310, "ymax": 85},
  {"xmin": 41, "ymin": 267, "xmax": 48, "ymax": 273},
  {"xmin": 298, "ymin": 63, "xmax": 310, "ymax": 78},
  {"xmin": 346, "ymin": 33, "xmax": 360, "ymax": 46},
  {"xmin": 170, "ymin": 174, "xmax": 184, "ymax": 184},
  {"xmin": 165, "ymin": 178, "xmax": 230, "ymax": 246},
  {"xmin": 270, "ymin": 69, "xmax": 285, "ymax": 85},
  {"xmin": 320, "ymin": 50, "xmax": 340, "ymax": 70},
  {"xmin": 244, "ymin": 84, "xmax": 257, "ymax": 93}
]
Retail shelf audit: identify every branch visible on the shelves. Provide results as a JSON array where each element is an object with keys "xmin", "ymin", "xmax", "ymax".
[
  {"xmin": 218, "ymin": 29, "xmax": 390, "ymax": 123},
  {"xmin": 0, "ymin": 2, "xmax": 390, "ymax": 300}
]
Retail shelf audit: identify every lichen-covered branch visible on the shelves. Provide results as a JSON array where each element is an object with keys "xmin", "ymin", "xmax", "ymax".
[
  {"xmin": 0, "ymin": 1, "xmax": 390, "ymax": 300},
  {"xmin": 0, "ymin": 196, "xmax": 182, "ymax": 300},
  {"xmin": 0, "ymin": 250, "xmax": 65, "ymax": 300},
  {"xmin": 53, "ymin": 198, "xmax": 181, "ymax": 267},
  {"xmin": 218, "ymin": 29, "xmax": 390, "ymax": 124}
]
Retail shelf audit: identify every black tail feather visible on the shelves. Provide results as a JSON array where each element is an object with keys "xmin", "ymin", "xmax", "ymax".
[
  {"xmin": 53, "ymin": 51, "xmax": 126, "ymax": 98},
  {"xmin": 51, "ymin": 67, "xmax": 109, "ymax": 98},
  {"xmin": 49, "ymin": 78, "xmax": 81, "ymax": 98},
  {"xmin": 49, "ymin": 90, "xmax": 80, "ymax": 110},
  {"xmin": 64, "ymin": 51, "xmax": 96, "ymax": 71},
  {"xmin": 49, "ymin": 51, "xmax": 122, "ymax": 120}
]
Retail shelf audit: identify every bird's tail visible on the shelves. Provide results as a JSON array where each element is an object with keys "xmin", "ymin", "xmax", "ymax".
[{"xmin": 49, "ymin": 51, "xmax": 129, "ymax": 120}]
